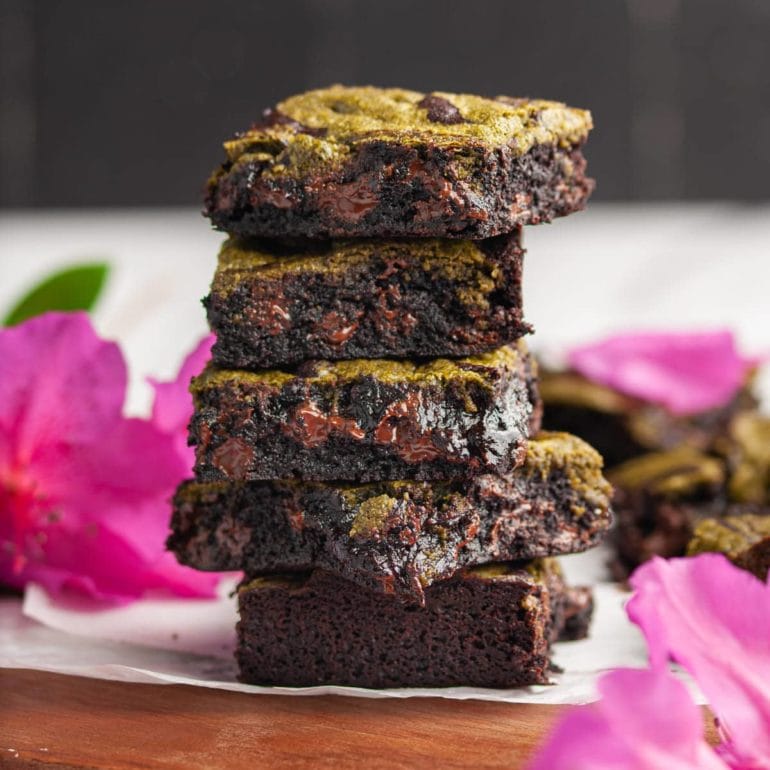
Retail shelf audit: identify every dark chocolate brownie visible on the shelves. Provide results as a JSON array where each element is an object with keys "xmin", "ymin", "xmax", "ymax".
[
  {"xmin": 539, "ymin": 368, "xmax": 758, "ymax": 469},
  {"xmin": 236, "ymin": 559, "xmax": 570, "ymax": 689},
  {"xmin": 206, "ymin": 232, "xmax": 531, "ymax": 369},
  {"xmin": 608, "ymin": 447, "xmax": 728, "ymax": 579},
  {"xmin": 557, "ymin": 586, "xmax": 594, "ymax": 641},
  {"xmin": 170, "ymin": 432, "xmax": 612, "ymax": 603},
  {"xmin": 204, "ymin": 86, "xmax": 593, "ymax": 240},
  {"xmin": 190, "ymin": 343, "xmax": 540, "ymax": 483},
  {"xmin": 687, "ymin": 513, "xmax": 770, "ymax": 580}
]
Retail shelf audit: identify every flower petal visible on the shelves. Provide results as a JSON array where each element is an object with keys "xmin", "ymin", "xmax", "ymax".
[
  {"xmin": 567, "ymin": 330, "xmax": 754, "ymax": 415},
  {"xmin": 526, "ymin": 668, "xmax": 728, "ymax": 770},
  {"xmin": 628, "ymin": 555, "xmax": 770, "ymax": 767},
  {"xmin": 0, "ymin": 317, "xmax": 227, "ymax": 602},
  {"xmin": 0, "ymin": 312, "xmax": 126, "ymax": 459},
  {"xmin": 150, "ymin": 334, "xmax": 214, "ymax": 435},
  {"xmin": 7, "ymin": 518, "xmax": 220, "ymax": 602}
]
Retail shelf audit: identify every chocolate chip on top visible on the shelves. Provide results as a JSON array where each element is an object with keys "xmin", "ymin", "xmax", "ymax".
[{"xmin": 417, "ymin": 94, "xmax": 466, "ymax": 124}]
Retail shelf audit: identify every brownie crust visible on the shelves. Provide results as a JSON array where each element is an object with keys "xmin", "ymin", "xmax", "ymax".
[
  {"xmin": 204, "ymin": 86, "xmax": 593, "ymax": 240},
  {"xmin": 207, "ymin": 232, "xmax": 531, "ymax": 369},
  {"xmin": 190, "ymin": 343, "xmax": 540, "ymax": 483},
  {"xmin": 236, "ymin": 560, "xmax": 566, "ymax": 689},
  {"xmin": 170, "ymin": 432, "xmax": 612, "ymax": 603}
]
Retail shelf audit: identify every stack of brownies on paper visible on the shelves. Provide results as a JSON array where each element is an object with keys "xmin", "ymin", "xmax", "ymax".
[{"xmin": 169, "ymin": 86, "xmax": 613, "ymax": 688}]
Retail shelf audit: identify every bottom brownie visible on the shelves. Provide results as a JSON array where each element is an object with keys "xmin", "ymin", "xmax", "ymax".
[{"xmin": 236, "ymin": 559, "xmax": 581, "ymax": 689}]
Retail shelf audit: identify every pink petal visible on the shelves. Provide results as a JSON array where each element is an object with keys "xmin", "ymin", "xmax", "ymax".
[
  {"xmin": 0, "ymin": 312, "xmax": 126, "ymax": 460},
  {"xmin": 567, "ymin": 330, "xmax": 755, "ymax": 415},
  {"xmin": 527, "ymin": 668, "xmax": 727, "ymax": 770},
  {"xmin": 150, "ymin": 334, "xmax": 214, "ymax": 435},
  {"xmin": 6, "ymin": 518, "xmax": 220, "ymax": 602},
  {"xmin": 628, "ymin": 555, "xmax": 770, "ymax": 767}
]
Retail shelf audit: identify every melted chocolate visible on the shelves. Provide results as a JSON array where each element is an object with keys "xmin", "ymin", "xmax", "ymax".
[{"xmin": 212, "ymin": 438, "xmax": 255, "ymax": 478}]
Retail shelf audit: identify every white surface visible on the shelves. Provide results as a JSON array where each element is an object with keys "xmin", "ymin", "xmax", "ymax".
[{"xmin": 1, "ymin": 203, "xmax": 767, "ymax": 701}]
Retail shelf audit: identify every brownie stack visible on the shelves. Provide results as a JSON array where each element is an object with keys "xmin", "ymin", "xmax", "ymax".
[{"xmin": 169, "ymin": 86, "xmax": 613, "ymax": 688}]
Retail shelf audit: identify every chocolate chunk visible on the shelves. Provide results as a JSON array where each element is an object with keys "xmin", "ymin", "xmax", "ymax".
[{"xmin": 417, "ymin": 94, "xmax": 465, "ymax": 124}]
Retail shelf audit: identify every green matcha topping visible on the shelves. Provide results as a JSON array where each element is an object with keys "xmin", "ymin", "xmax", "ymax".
[
  {"xmin": 239, "ymin": 573, "xmax": 310, "ymax": 592},
  {"xmin": 469, "ymin": 558, "xmax": 554, "ymax": 584},
  {"xmin": 523, "ymin": 431, "xmax": 611, "ymax": 515},
  {"xmin": 213, "ymin": 236, "xmax": 503, "ymax": 310},
  {"xmin": 728, "ymin": 413, "xmax": 770, "ymax": 505},
  {"xmin": 609, "ymin": 447, "xmax": 725, "ymax": 498},
  {"xmin": 224, "ymin": 85, "xmax": 592, "ymax": 174},
  {"xmin": 687, "ymin": 514, "xmax": 770, "ymax": 559},
  {"xmin": 192, "ymin": 343, "xmax": 523, "ymax": 393},
  {"xmin": 348, "ymin": 493, "xmax": 398, "ymax": 538}
]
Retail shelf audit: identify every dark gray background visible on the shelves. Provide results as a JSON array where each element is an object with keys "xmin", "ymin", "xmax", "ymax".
[{"xmin": 2, "ymin": 0, "xmax": 769, "ymax": 207}]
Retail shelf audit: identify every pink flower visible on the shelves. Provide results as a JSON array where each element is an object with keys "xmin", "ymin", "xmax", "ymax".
[
  {"xmin": 0, "ymin": 312, "xmax": 220, "ymax": 602},
  {"xmin": 628, "ymin": 556, "xmax": 770, "ymax": 769},
  {"xmin": 528, "ymin": 555, "xmax": 770, "ymax": 769},
  {"xmin": 149, "ymin": 333, "xmax": 214, "ymax": 469},
  {"xmin": 526, "ymin": 667, "xmax": 727, "ymax": 770},
  {"xmin": 567, "ymin": 330, "xmax": 756, "ymax": 415}
]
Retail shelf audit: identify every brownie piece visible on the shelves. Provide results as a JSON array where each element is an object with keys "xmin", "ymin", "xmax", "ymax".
[
  {"xmin": 539, "ymin": 368, "xmax": 758, "ymax": 469},
  {"xmin": 236, "ymin": 559, "xmax": 571, "ymax": 689},
  {"xmin": 170, "ymin": 432, "xmax": 612, "ymax": 603},
  {"xmin": 206, "ymin": 232, "xmax": 531, "ymax": 369},
  {"xmin": 557, "ymin": 586, "xmax": 594, "ymax": 641},
  {"xmin": 608, "ymin": 447, "xmax": 728, "ymax": 579},
  {"xmin": 724, "ymin": 412, "xmax": 770, "ymax": 505},
  {"xmin": 687, "ymin": 513, "xmax": 770, "ymax": 580},
  {"xmin": 190, "ymin": 343, "xmax": 539, "ymax": 483},
  {"xmin": 204, "ymin": 86, "xmax": 593, "ymax": 240}
]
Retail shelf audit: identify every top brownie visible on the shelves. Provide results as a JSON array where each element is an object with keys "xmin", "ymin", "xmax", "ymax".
[{"xmin": 204, "ymin": 85, "xmax": 594, "ymax": 239}]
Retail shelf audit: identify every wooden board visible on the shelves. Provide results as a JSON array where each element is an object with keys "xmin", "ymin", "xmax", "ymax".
[{"xmin": 0, "ymin": 669, "xmax": 719, "ymax": 769}]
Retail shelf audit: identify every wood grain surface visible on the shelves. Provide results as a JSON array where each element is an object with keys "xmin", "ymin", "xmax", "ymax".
[{"xmin": 0, "ymin": 668, "xmax": 719, "ymax": 769}]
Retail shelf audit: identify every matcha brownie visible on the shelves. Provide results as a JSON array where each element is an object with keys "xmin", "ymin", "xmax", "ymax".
[
  {"xmin": 688, "ymin": 513, "xmax": 770, "ymax": 580},
  {"xmin": 236, "ymin": 559, "xmax": 575, "ymax": 688},
  {"xmin": 170, "ymin": 432, "xmax": 612, "ymax": 603},
  {"xmin": 207, "ymin": 232, "xmax": 531, "ymax": 368},
  {"xmin": 190, "ymin": 343, "xmax": 539, "ymax": 483},
  {"xmin": 539, "ymin": 368, "xmax": 757, "ymax": 469},
  {"xmin": 205, "ymin": 86, "xmax": 593, "ymax": 240},
  {"xmin": 608, "ymin": 447, "xmax": 728, "ymax": 579}
]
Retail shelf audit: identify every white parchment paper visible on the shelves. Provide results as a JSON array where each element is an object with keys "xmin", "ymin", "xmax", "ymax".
[{"xmin": 0, "ymin": 548, "xmax": 680, "ymax": 705}]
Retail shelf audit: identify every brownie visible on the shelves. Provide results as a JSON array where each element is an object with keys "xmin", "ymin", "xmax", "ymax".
[
  {"xmin": 557, "ymin": 586, "xmax": 594, "ymax": 642},
  {"xmin": 608, "ymin": 447, "xmax": 728, "ymax": 579},
  {"xmin": 190, "ymin": 343, "xmax": 540, "ymax": 483},
  {"xmin": 687, "ymin": 513, "xmax": 770, "ymax": 580},
  {"xmin": 170, "ymin": 432, "xmax": 612, "ymax": 603},
  {"xmin": 204, "ymin": 86, "xmax": 593, "ymax": 240},
  {"xmin": 206, "ymin": 232, "xmax": 531, "ymax": 369},
  {"xmin": 539, "ymin": 368, "xmax": 758, "ymax": 469},
  {"xmin": 724, "ymin": 412, "xmax": 770, "ymax": 505},
  {"xmin": 236, "ymin": 559, "xmax": 573, "ymax": 689}
]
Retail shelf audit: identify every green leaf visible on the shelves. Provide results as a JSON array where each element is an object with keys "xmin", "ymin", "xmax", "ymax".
[{"xmin": 3, "ymin": 263, "xmax": 110, "ymax": 327}]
